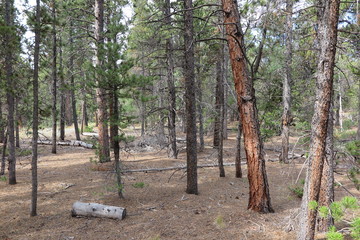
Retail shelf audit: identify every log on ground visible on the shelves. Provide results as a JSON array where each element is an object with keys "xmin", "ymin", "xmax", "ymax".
[{"xmin": 71, "ymin": 201, "xmax": 126, "ymax": 220}]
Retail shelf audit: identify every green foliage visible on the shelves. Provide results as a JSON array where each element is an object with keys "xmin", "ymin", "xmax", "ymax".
[
  {"xmin": 0, "ymin": 176, "xmax": 7, "ymax": 182},
  {"xmin": 343, "ymin": 119, "xmax": 355, "ymax": 131},
  {"xmin": 345, "ymin": 140, "xmax": 360, "ymax": 160},
  {"xmin": 84, "ymin": 125, "xmax": 94, "ymax": 132},
  {"xmin": 341, "ymin": 196, "xmax": 358, "ymax": 209},
  {"xmin": 309, "ymin": 200, "xmax": 318, "ymax": 211},
  {"xmin": 214, "ymin": 215, "xmax": 226, "ymax": 228},
  {"xmin": 132, "ymin": 182, "xmax": 145, "ymax": 188},
  {"xmin": 326, "ymin": 226, "xmax": 344, "ymax": 240},
  {"xmin": 289, "ymin": 185, "xmax": 304, "ymax": 198},
  {"xmin": 348, "ymin": 167, "xmax": 360, "ymax": 190},
  {"xmin": 351, "ymin": 217, "xmax": 360, "ymax": 240},
  {"xmin": 319, "ymin": 206, "xmax": 330, "ymax": 218},
  {"xmin": 330, "ymin": 202, "xmax": 343, "ymax": 222},
  {"xmin": 335, "ymin": 129, "xmax": 357, "ymax": 140}
]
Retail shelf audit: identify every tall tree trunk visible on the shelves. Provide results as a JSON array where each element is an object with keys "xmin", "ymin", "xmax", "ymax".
[
  {"xmin": 15, "ymin": 98, "xmax": 20, "ymax": 148},
  {"xmin": 59, "ymin": 36, "xmax": 66, "ymax": 141},
  {"xmin": 95, "ymin": 0, "xmax": 110, "ymax": 162},
  {"xmin": 51, "ymin": 0, "xmax": 57, "ymax": 154},
  {"xmin": 65, "ymin": 94, "xmax": 73, "ymax": 126},
  {"xmin": 5, "ymin": 0, "xmax": 16, "ymax": 185},
  {"xmin": 31, "ymin": 0, "xmax": 41, "ymax": 217},
  {"xmin": 338, "ymin": 82, "xmax": 343, "ymax": 131},
  {"xmin": 222, "ymin": 0, "xmax": 273, "ymax": 213},
  {"xmin": 280, "ymin": 0, "xmax": 293, "ymax": 163},
  {"xmin": 215, "ymin": 43, "xmax": 225, "ymax": 177},
  {"xmin": 297, "ymin": 0, "xmax": 340, "ymax": 239},
  {"xmin": 69, "ymin": 22, "xmax": 81, "ymax": 141},
  {"xmin": 165, "ymin": 0, "xmax": 177, "ymax": 158},
  {"xmin": 317, "ymin": 104, "xmax": 335, "ymax": 232},
  {"xmin": 184, "ymin": 0, "xmax": 198, "ymax": 195},
  {"xmin": 0, "ymin": 102, "xmax": 4, "ymax": 143},
  {"xmin": 196, "ymin": 66, "xmax": 205, "ymax": 152},
  {"xmin": 235, "ymin": 121, "xmax": 242, "ymax": 178},
  {"xmin": 113, "ymin": 87, "xmax": 123, "ymax": 198},
  {"xmin": 0, "ymin": 130, "xmax": 8, "ymax": 175},
  {"xmin": 81, "ymin": 99, "xmax": 88, "ymax": 134},
  {"xmin": 357, "ymin": 81, "xmax": 360, "ymax": 140}
]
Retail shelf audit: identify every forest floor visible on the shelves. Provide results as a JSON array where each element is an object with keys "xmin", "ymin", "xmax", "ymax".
[{"xmin": 0, "ymin": 126, "xmax": 359, "ymax": 240}]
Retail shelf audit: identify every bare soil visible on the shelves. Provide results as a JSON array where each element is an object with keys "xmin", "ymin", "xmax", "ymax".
[{"xmin": 0, "ymin": 128, "xmax": 359, "ymax": 240}]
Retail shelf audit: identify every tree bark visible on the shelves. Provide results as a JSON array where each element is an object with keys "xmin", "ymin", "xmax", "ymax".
[
  {"xmin": 51, "ymin": 0, "xmax": 57, "ymax": 154},
  {"xmin": 5, "ymin": 0, "xmax": 16, "ymax": 185},
  {"xmin": 165, "ymin": 0, "xmax": 177, "ymax": 159},
  {"xmin": 31, "ymin": 0, "xmax": 41, "ymax": 217},
  {"xmin": 0, "ymin": 130, "xmax": 8, "ymax": 175},
  {"xmin": 297, "ymin": 0, "xmax": 340, "ymax": 239},
  {"xmin": 0, "ymin": 102, "xmax": 4, "ymax": 143},
  {"xmin": 222, "ymin": 0, "xmax": 273, "ymax": 213},
  {"xmin": 69, "ymin": 21, "xmax": 81, "ymax": 141},
  {"xmin": 280, "ymin": 0, "xmax": 293, "ymax": 164},
  {"xmin": 112, "ymin": 88, "xmax": 123, "ymax": 198},
  {"xmin": 59, "ymin": 36, "xmax": 66, "ymax": 141},
  {"xmin": 235, "ymin": 121, "xmax": 242, "ymax": 178},
  {"xmin": 196, "ymin": 66, "xmax": 205, "ymax": 152},
  {"xmin": 95, "ymin": 0, "xmax": 110, "ymax": 162},
  {"xmin": 215, "ymin": 42, "xmax": 225, "ymax": 177},
  {"xmin": 357, "ymin": 80, "xmax": 360, "ymax": 140},
  {"xmin": 317, "ymin": 104, "xmax": 335, "ymax": 232},
  {"xmin": 15, "ymin": 98, "xmax": 20, "ymax": 148},
  {"xmin": 71, "ymin": 201, "xmax": 126, "ymax": 220},
  {"xmin": 184, "ymin": 0, "xmax": 198, "ymax": 195}
]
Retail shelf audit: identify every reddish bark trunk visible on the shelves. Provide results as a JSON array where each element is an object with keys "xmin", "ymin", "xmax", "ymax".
[{"xmin": 222, "ymin": 0, "xmax": 273, "ymax": 213}]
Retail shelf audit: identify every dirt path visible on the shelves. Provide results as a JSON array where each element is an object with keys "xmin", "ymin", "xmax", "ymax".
[{"xmin": 0, "ymin": 133, "xmax": 358, "ymax": 240}]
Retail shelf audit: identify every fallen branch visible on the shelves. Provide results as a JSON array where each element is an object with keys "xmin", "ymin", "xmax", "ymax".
[
  {"xmin": 37, "ymin": 140, "xmax": 94, "ymax": 149},
  {"xmin": 122, "ymin": 162, "xmax": 245, "ymax": 173},
  {"xmin": 71, "ymin": 201, "xmax": 126, "ymax": 220}
]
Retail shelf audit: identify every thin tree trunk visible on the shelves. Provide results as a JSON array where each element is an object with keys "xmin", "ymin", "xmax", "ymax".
[
  {"xmin": 235, "ymin": 121, "xmax": 242, "ymax": 178},
  {"xmin": 69, "ymin": 22, "xmax": 81, "ymax": 141},
  {"xmin": 280, "ymin": 0, "xmax": 293, "ymax": 164},
  {"xmin": 5, "ymin": 0, "xmax": 16, "ymax": 185},
  {"xmin": 215, "ymin": 40, "xmax": 225, "ymax": 177},
  {"xmin": 338, "ymin": 81, "xmax": 343, "ymax": 131},
  {"xmin": 165, "ymin": 0, "xmax": 177, "ymax": 158},
  {"xmin": 81, "ymin": 100, "xmax": 88, "ymax": 134},
  {"xmin": 0, "ymin": 102, "xmax": 4, "ymax": 143},
  {"xmin": 297, "ymin": 0, "xmax": 340, "ymax": 239},
  {"xmin": 15, "ymin": 98, "xmax": 20, "ymax": 148},
  {"xmin": 95, "ymin": 0, "xmax": 110, "ymax": 162},
  {"xmin": 196, "ymin": 66, "xmax": 204, "ymax": 152},
  {"xmin": 357, "ymin": 81, "xmax": 360, "ymax": 140},
  {"xmin": 184, "ymin": 0, "xmax": 198, "ymax": 195},
  {"xmin": 222, "ymin": 0, "xmax": 273, "ymax": 213},
  {"xmin": 0, "ymin": 130, "xmax": 8, "ymax": 175},
  {"xmin": 317, "ymin": 104, "xmax": 335, "ymax": 232},
  {"xmin": 31, "ymin": 0, "xmax": 41, "ymax": 217},
  {"xmin": 113, "ymin": 88, "xmax": 123, "ymax": 198},
  {"xmin": 51, "ymin": 0, "xmax": 57, "ymax": 154},
  {"xmin": 65, "ymin": 93, "xmax": 73, "ymax": 126},
  {"xmin": 59, "ymin": 36, "xmax": 65, "ymax": 141}
]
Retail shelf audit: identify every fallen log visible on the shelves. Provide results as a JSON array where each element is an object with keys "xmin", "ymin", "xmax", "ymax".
[
  {"xmin": 71, "ymin": 201, "xmax": 126, "ymax": 220},
  {"xmin": 37, "ymin": 140, "xmax": 94, "ymax": 149},
  {"xmin": 122, "ymin": 162, "xmax": 245, "ymax": 173}
]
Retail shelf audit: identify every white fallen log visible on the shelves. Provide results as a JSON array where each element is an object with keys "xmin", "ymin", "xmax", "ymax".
[
  {"xmin": 71, "ymin": 201, "xmax": 126, "ymax": 220},
  {"xmin": 37, "ymin": 140, "xmax": 94, "ymax": 149},
  {"xmin": 82, "ymin": 132, "xmax": 99, "ymax": 137}
]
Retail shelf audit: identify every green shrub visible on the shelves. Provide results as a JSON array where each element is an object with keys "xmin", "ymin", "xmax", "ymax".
[
  {"xmin": 351, "ymin": 217, "xmax": 360, "ymax": 240},
  {"xmin": 345, "ymin": 140, "xmax": 360, "ymax": 161},
  {"xmin": 132, "ymin": 182, "xmax": 145, "ymax": 188},
  {"xmin": 343, "ymin": 119, "xmax": 354, "ymax": 131},
  {"xmin": 0, "ymin": 176, "xmax": 7, "ymax": 182},
  {"xmin": 326, "ymin": 226, "xmax": 344, "ymax": 240}
]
